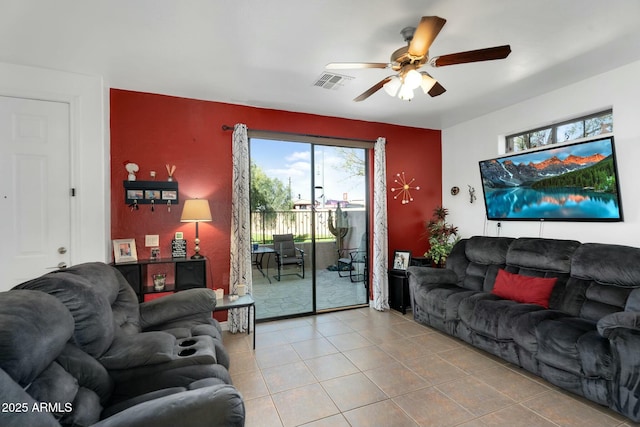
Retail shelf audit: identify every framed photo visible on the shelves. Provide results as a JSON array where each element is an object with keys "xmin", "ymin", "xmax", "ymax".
[
  {"xmin": 144, "ymin": 190, "xmax": 161, "ymax": 200},
  {"xmin": 162, "ymin": 190, "xmax": 178, "ymax": 200},
  {"xmin": 392, "ymin": 250, "xmax": 411, "ymax": 271},
  {"xmin": 127, "ymin": 190, "xmax": 144, "ymax": 200},
  {"xmin": 175, "ymin": 231, "xmax": 184, "ymax": 240},
  {"xmin": 113, "ymin": 238, "xmax": 138, "ymax": 263}
]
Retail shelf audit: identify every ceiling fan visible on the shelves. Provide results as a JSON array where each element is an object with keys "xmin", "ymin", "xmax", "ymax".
[{"xmin": 326, "ymin": 16, "xmax": 511, "ymax": 102}]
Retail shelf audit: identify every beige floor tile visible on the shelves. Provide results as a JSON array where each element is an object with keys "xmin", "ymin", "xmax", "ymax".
[
  {"xmin": 271, "ymin": 383, "xmax": 340, "ymax": 427},
  {"xmin": 522, "ymin": 390, "xmax": 620, "ymax": 427},
  {"xmin": 304, "ymin": 352, "xmax": 359, "ymax": 381},
  {"xmin": 222, "ymin": 331, "xmax": 252, "ymax": 354},
  {"xmin": 300, "ymin": 414, "xmax": 351, "ymax": 427},
  {"xmin": 254, "ymin": 329, "xmax": 291, "ymax": 349},
  {"xmin": 472, "ymin": 365, "xmax": 550, "ymax": 401},
  {"xmin": 244, "ymin": 395, "xmax": 283, "ymax": 427},
  {"xmin": 291, "ymin": 337, "xmax": 339, "ymax": 360},
  {"xmin": 262, "ymin": 360, "xmax": 317, "ymax": 393},
  {"xmin": 343, "ymin": 345, "xmax": 397, "ymax": 371},
  {"xmin": 436, "ymin": 376, "xmax": 515, "ymax": 416},
  {"xmin": 403, "ymin": 353, "xmax": 469, "ymax": 385},
  {"xmin": 343, "ymin": 399, "xmax": 419, "ymax": 427},
  {"xmin": 326, "ymin": 331, "xmax": 373, "ymax": 352},
  {"xmin": 355, "ymin": 325, "xmax": 406, "ymax": 344},
  {"xmin": 229, "ymin": 350, "xmax": 259, "ymax": 376},
  {"xmin": 254, "ymin": 344, "xmax": 300, "ymax": 369},
  {"xmin": 393, "ymin": 387, "xmax": 474, "ymax": 427},
  {"xmin": 393, "ymin": 321, "xmax": 434, "ymax": 337},
  {"xmin": 412, "ymin": 332, "xmax": 464, "ymax": 352},
  {"xmin": 314, "ymin": 320, "xmax": 354, "ymax": 337},
  {"xmin": 438, "ymin": 347, "xmax": 502, "ymax": 374},
  {"xmin": 456, "ymin": 403, "xmax": 557, "ymax": 427},
  {"xmin": 281, "ymin": 324, "xmax": 324, "ymax": 343},
  {"xmin": 363, "ymin": 361, "xmax": 429, "ymax": 398},
  {"xmin": 377, "ymin": 337, "xmax": 434, "ymax": 362},
  {"xmin": 233, "ymin": 370, "xmax": 270, "ymax": 401},
  {"xmin": 321, "ymin": 372, "xmax": 388, "ymax": 412}
]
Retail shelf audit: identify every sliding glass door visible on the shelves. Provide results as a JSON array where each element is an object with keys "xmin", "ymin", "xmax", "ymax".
[
  {"xmin": 313, "ymin": 145, "xmax": 368, "ymax": 311},
  {"xmin": 250, "ymin": 137, "xmax": 369, "ymax": 321}
]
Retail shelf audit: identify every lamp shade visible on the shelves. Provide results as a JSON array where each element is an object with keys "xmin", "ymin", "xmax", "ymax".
[{"xmin": 180, "ymin": 199, "xmax": 212, "ymax": 222}]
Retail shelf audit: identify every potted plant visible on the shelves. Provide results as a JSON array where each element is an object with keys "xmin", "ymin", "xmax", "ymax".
[{"xmin": 424, "ymin": 206, "xmax": 459, "ymax": 267}]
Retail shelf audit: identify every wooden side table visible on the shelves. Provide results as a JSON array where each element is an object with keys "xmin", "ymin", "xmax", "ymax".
[{"xmin": 213, "ymin": 294, "xmax": 256, "ymax": 349}]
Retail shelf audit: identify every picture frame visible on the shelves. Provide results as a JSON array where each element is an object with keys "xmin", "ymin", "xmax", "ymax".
[
  {"xmin": 113, "ymin": 238, "xmax": 138, "ymax": 263},
  {"xmin": 392, "ymin": 250, "xmax": 411, "ymax": 271}
]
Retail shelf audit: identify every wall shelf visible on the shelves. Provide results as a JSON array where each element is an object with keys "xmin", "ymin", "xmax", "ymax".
[{"xmin": 124, "ymin": 180, "xmax": 179, "ymax": 205}]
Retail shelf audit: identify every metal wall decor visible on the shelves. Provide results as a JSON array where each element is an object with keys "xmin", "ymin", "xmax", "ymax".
[{"xmin": 390, "ymin": 172, "xmax": 420, "ymax": 204}]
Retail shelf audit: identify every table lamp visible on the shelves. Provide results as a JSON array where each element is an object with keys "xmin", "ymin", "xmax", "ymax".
[{"xmin": 180, "ymin": 199, "xmax": 212, "ymax": 259}]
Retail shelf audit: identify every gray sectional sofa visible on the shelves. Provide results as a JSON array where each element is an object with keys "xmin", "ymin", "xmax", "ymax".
[
  {"xmin": 0, "ymin": 262, "xmax": 244, "ymax": 426},
  {"xmin": 408, "ymin": 236, "xmax": 640, "ymax": 422}
]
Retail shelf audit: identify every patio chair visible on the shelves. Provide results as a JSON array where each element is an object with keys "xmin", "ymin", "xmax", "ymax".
[
  {"xmin": 273, "ymin": 234, "xmax": 305, "ymax": 281},
  {"xmin": 337, "ymin": 232, "xmax": 367, "ymax": 283}
]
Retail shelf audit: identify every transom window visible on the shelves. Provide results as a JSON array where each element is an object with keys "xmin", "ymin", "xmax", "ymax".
[{"xmin": 506, "ymin": 109, "xmax": 613, "ymax": 153}]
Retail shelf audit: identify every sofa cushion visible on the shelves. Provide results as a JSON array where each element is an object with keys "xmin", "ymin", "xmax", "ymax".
[
  {"xmin": 572, "ymin": 243, "xmax": 640, "ymax": 288},
  {"xmin": 0, "ymin": 290, "xmax": 74, "ymax": 385},
  {"xmin": 61, "ymin": 386, "xmax": 102, "ymax": 427},
  {"xmin": 14, "ymin": 272, "xmax": 115, "ymax": 357},
  {"xmin": 57, "ymin": 343, "xmax": 113, "ymax": 404},
  {"xmin": 536, "ymin": 317, "xmax": 613, "ymax": 380},
  {"xmin": 26, "ymin": 362, "xmax": 78, "ymax": 416},
  {"xmin": 492, "ymin": 269, "xmax": 557, "ymax": 308},
  {"xmin": 62, "ymin": 262, "xmax": 142, "ymax": 334},
  {"xmin": 99, "ymin": 331, "xmax": 176, "ymax": 370},
  {"xmin": 506, "ymin": 238, "xmax": 580, "ymax": 273}
]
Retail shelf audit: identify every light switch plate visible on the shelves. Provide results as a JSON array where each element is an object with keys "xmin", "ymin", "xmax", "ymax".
[{"xmin": 145, "ymin": 234, "xmax": 160, "ymax": 247}]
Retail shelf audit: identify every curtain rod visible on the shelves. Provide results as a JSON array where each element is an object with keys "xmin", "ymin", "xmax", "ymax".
[{"xmin": 221, "ymin": 124, "xmax": 376, "ymax": 144}]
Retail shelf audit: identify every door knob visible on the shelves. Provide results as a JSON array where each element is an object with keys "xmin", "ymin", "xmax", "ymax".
[
  {"xmin": 58, "ymin": 247, "xmax": 67, "ymax": 254},
  {"xmin": 46, "ymin": 262, "xmax": 68, "ymax": 269}
]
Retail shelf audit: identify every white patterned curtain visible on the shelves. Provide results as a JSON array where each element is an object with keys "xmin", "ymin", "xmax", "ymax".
[
  {"xmin": 371, "ymin": 137, "xmax": 389, "ymax": 311},
  {"xmin": 229, "ymin": 123, "xmax": 253, "ymax": 333}
]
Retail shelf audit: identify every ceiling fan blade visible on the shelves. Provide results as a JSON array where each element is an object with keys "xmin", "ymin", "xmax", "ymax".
[
  {"xmin": 432, "ymin": 45, "xmax": 512, "ymax": 67},
  {"xmin": 428, "ymin": 81, "xmax": 446, "ymax": 97},
  {"xmin": 353, "ymin": 77, "xmax": 392, "ymax": 102},
  {"xmin": 326, "ymin": 62, "xmax": 389, "ymax": 70},
  {"xmin": 408, "ymin": 16, "xmax": 447, "ymax": 58}
]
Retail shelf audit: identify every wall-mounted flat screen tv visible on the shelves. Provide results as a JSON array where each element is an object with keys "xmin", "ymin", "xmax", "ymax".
[{"xmin": 478, "ymin": 136, "xmax": 623, "ymax": 221}]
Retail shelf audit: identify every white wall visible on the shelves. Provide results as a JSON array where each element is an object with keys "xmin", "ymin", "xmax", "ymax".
[
  {"xmin": 442, "ymin": 60, "xmax": 640, "ymax": 246},
  {"xmin": 0, "ymin": 62, "xmax": 110, "ymax": 264}
]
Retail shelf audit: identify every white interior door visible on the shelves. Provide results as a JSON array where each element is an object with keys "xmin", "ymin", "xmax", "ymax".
[{"xmin": 0, "ymin": 96, "xmax": 71, "ymax": 289}]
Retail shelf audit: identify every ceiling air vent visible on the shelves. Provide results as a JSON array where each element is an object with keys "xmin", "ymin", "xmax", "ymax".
[{"xmin": 313, "ymin": 72, "xmax": 353, "ymax": 90}]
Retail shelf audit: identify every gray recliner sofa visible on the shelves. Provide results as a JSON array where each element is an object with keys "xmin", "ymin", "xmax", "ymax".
[
  {"xmin": 408, "ymin": 236, "xmax": 640, "ymax": 422},
  {"xmin": 1, "ymin": 262, "xmax": 244, "ymax": 426}
]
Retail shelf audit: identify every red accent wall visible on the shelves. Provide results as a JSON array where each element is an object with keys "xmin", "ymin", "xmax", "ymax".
[{"xmin": 110, "ymin": 89, "xmax": 441, "ymax": 302}]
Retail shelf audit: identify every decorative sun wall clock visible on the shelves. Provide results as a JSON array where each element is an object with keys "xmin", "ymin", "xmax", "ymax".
[{"xmin": 390, "ymin": 172, "xmax": 420, "ymax": 204}]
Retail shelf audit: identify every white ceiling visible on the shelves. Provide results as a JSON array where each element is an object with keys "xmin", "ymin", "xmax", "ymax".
[{"xmin": 2, "ymin": 0, "xmax": 640, "ymax": 129}]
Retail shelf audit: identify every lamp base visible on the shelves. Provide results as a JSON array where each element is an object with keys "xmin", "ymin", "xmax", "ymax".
[{"xmin": 191, "ymin": 253, "xmax": 203, "ymax": 259}]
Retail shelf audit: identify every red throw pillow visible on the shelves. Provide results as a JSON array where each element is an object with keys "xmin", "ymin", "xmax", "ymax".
[{"xmin": 491, "ymin": 269, "xmax": 558, "ymax": 308}]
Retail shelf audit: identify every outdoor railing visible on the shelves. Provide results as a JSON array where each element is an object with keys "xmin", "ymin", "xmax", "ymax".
[{"xmin": 251, "ymin": 208, "xmax": 364, "ymax": 244}]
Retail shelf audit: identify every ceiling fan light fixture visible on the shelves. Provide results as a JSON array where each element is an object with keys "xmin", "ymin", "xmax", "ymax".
[
  {"xmin": 383, "ymin": 76, "xmax": 401, "ymax": 96},
  {"xmin": 420, "ymin": 72, "xmax": 437, "ymax": 93},
  {"xmin": 404, "ymin": 68, "xmax": 422, "ymax": 90},
  {"xmin": 398, "ymin": 85, "xmax": 414, "ymax": 101}
]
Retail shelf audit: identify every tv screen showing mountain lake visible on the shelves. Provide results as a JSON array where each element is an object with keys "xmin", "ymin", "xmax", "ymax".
[{"xmin": 479, "ymin": 137, "xmax": 622, "ymax": 221}]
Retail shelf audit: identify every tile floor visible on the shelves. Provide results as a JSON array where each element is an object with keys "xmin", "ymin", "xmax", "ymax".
[{"xmin": 222, "ymin": 307, "xmax": 637, "ymax": 427}]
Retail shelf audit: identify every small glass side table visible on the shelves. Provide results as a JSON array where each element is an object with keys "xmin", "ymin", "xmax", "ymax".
[{"xmin": 213, "ymin": 294, "xmax": 256, "ymax": 349}]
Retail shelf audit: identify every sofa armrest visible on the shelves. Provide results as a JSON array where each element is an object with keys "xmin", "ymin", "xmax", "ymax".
[
  {"xmin": 93, "ymin": 384, "xmax": 244, "ymax": 427},
  {"xmin": 407, "ymin": 266, "xmax": 458, "ymax": 288},
  {"xmin": 139, "ymin": 288, "xmax": 217, "ymax": 329},
  {"xmin": 597, "ymin": 311, "xmax": 640, "ymax": 338}
]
